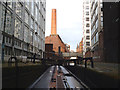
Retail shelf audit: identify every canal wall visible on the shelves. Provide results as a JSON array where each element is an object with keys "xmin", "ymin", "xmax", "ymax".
[
  {"xmin": 65, "ymin": 66, "xmax": 120, "ymax": 88},
  {"xmin": 2, "ymin": 65, "xmax": 50, "ymax": 88}
]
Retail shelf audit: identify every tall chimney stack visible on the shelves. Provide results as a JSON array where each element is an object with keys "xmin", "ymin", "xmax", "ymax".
[{"xmin": 51, "ymin": 9, "xmax": 57, "ymax": 35}]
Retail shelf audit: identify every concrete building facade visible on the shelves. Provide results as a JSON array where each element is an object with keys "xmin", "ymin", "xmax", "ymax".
[
  {"xmin": 83, "ymin": 0, "xmax": 91, "ymax": 56},
  {"xmin": 0, "ymin": 0, "xmax": 46, "ymax": 62},
  {"xmin": 90, "ymin": 0, "xmax": 103, "ymax": 61}
]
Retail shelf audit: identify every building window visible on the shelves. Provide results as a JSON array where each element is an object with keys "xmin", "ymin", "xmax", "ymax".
[
  {"xmin": 35, "ymin": 6, "xmax": 38, "ymax": 21},
  {"xmin": 1, "ymin": 6, "xmax": 4, "ymax": 29},
  {"xmin": 25, "ymin": 10, "xmax": 29, "ymax": 24},
  {"xmin": 101, "ymin": 16, "xmax": 103, "ymax": 27},
  {"xmin": 24, "ymin": 26, "xmax": 29, "ymax": 43},
  {"xmin": 100, "ymin": 3, "xmax": 103, "ymax": 8},
  {"xmin": 14, "ymin": 18, "xmax": 22, "ymax": 40},
  {"xmin": 96, "ymin": 19, "xmax": 98, "ymax": 29},
  {"xmin": 101, "ymin": 11, "xmax": 103, "ymax": 16},
  {"xmin": 31, "ymin": 1, "xmax": 34, "ymax": 16},
  {"xmin": 86, "ymin": 17, "xmax": 89, "ymax": 21},
  {"xmin": 5, "ymin": 37, "xmax": 8, "ymax": 43},
  {"xmin": 31, "ymin": 17, "xmax": 34, "ymax": 29},
  {"xmin": 1, "ymin": 6, "xmax": 12, "ymax": 35},
  {"xmin": 16, "ymin": 2, "xmax": 22, "ymax": 18},
  {"xmin": 38, "ymin": 11, "xmax": 40, "ymax": 25},
  {"xmin": 96, "ymin": 32, "xmax": 98, "ymax": 42},
  {"xmin": 86, "ymin": 29, "xmax": 90, "ymax": 33},
  {"xmin": 25, "ymin": 0, "xmax": 30, "ymax": 9},
  {"xmin": 101, "ymin": 16, "xmax": 103, "ymax": 22},
  {"xmin": 94, "ymin": 36, "xmax": 96, "ymax": 44},
  {"xmin": 35, "ymin": 23, "xmax": 38, "ymax": 33},
  {"xmin": 86, "ymin": 11, "xmax": 89, "ymax": 15},
  {"xmin": 29, "ymin": 30, "xmax": 33, "ymax": 44},
  {"xmin": 86, "ymin": 36, "xmax": 90, "ymax": 40},
  {"xmin": 35, "ymin": 35, "xmax": 37, "ymax": 41},
  {"xmin": 91, "ymin": 17, "xmax": 93, "ymax": 24},
  {"xmin": 9, "ymin": 38, "xmax": 11, "ymax": 44},
  {"xmin": 24, "ymin": 43, "xmax": 28, "ymax": 50},
  {"xmin": 92, "ymin": 25, "xmax": 95, "ymax": 35},
  {"xmin": 18, "ymin": 41, "xmax": 21, "ymax": 47},
  {"xmin": 86, "ymin": 23, "xmax": 90, "ymax": 27},
  {"xmin": 91, "ymin": 39, "xmax": 94, "ymax": 46},
  {"xmin": 86, "ymin": 6, "xmax": 89, "ymax": 9},
  {"xmin": 5, "ymin": 37, "xmax": 11, "ymax": 44},
  {"xmin": 86, "ymin": 1, "xmax": 89, "ymax": 4},
  {"xmin": 38, "ymin": 27, "xmax": 41, "ymax": 36},
  {"xmin": 86, "ymin": 42, "xmax": 90, "ymax": 46},
  {"xmin": 4, "ymin": 10, "xmax": 12, "ymax": 35},
  {"xmin": 7, "ymin": 0, "xmax": 13, "ymax": 9}
]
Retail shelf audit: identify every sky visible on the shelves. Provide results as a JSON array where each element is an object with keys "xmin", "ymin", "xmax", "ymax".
[{"xmin": 46, "ymin": 0, "xmax": 83, "ymax": 51}]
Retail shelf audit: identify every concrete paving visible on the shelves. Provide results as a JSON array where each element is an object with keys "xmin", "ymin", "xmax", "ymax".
[{"xmin": 79, "ymin": 62, "xmax": 120, "ymax": 79}]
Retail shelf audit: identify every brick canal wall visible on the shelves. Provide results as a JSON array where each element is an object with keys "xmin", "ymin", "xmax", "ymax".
[
  {"xmin": 2, "ymin": 65, "xmax": 50, "ymax": 88},
  {"xmin": 65, "ymin": 66, "xmax": 120, "ymax": 88}
]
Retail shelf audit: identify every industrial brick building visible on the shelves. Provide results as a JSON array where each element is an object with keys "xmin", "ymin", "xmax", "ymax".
[
  {"xmin": 45, "ymin": 35, "xmax": 70, "ymax": 53},
  {"xmin": 76, "ymin": 38, "xmax": 83, "ymax": 55},
  {"xmin": 45, "ymin": 9, "xmax": 70, "ymax": 57}
]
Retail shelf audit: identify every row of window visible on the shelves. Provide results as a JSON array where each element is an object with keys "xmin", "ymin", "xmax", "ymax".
[
  {"xmin": 5, "ymin": 36, "xmax": 11, "ymax": 44},
  {"xmin": 4, "ymin": 1, "xmax": 45, "ymax": 17},
  {"xmin": 91, "ymin": 19, "xmax": 98, "ymax": 35},
  {"xmin": 5, "ymin": 1, "xmax": 45, "ymax": 32},
  {"xmin": 1, "ymin": 8, "xmax": 12, "ymax": 35},
  {"xmin": 4, "ymin": 46, "xmax": 43, "ymax": 56},
  {"xmin": 91, "ymin": 32, "xmax": 98, "ymax": 46},
  {"xmin": 91, "ymin": 6, "xmax": 98, "ymax": 24},
  {"xmin": 14, "ymin": 40, "xmax": 22, "ymax": 47},
  {"xmin": 91, "ymin": 0, "xmax": 98, "ymax": 13},
  {"xmin": 1, "ymin": 5, "xmax": 45, "ymax": 51},
  {"xmin": 1, "ymin": 4, "xmax": 45, "ymax": 41}
]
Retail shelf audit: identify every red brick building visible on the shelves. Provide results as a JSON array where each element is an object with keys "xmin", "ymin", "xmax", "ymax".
[
  {"xmin": 45, "ymin": 9, "xmax": 70, "ymax": 57},
  {"xmin": 85, "ymin": 48, "xmax": 91, "ymax": 58},
  {"xmin": 76, "ymin": 38, "xmax": 83, "ymax": 54},
  {"xmin": 45, "ymin": 34, "xmax": 69, "ymax": 53}
]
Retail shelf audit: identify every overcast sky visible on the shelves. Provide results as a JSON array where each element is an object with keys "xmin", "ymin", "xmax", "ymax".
[{"xmin": 45, "ymin": 0, "xmax": 83, "ymax": 51}]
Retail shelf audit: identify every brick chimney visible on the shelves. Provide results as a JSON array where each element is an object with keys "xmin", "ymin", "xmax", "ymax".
[{"xmin": 51, "ymin": 9, "xmax": 57, "ymax": 35}]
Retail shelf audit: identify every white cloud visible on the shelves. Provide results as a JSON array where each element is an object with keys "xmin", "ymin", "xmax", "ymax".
[{"xmin": 46, "ymin": 0, "xmax": 83, "ymax": 51}]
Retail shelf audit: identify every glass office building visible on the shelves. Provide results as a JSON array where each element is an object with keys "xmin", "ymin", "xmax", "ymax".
[{"xmin": 0, "ymin": 0, "xmax": 46, "ymax": 61}]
